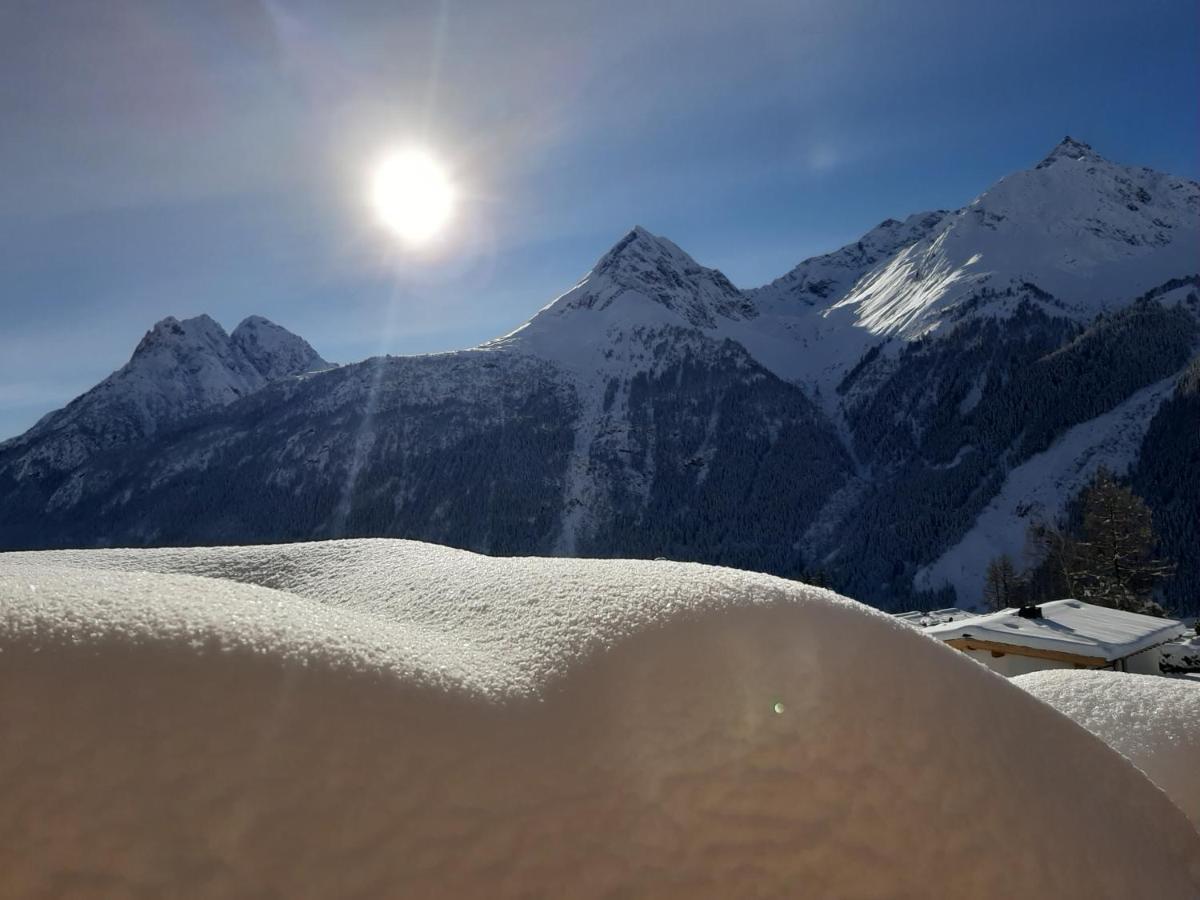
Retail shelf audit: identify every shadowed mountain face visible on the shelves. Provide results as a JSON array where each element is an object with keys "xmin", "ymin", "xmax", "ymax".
[{"xmin": 3, "ymin": 140, "xmax": 1198, "ymax": 611}]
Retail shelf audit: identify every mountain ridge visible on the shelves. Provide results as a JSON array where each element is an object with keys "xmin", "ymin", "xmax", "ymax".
[
  {"xmin": 2, "ymin": 138, "xmax": 1197, "ymax": 613},
  {"xmin": 0, "ymin": 314, "xmax": 328, "ymax": 469}
]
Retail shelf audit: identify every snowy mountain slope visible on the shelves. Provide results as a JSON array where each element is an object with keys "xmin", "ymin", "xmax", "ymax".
[
  {"xmin": 2, "ymin": 347, "xmax": 575, "ymax": 552},
  {"xmin": 0, "ymin": 314, "xmax": 330, "ymax": 525},
  {"xmin": 720, "ymin": 139, "xmax": 1200, "ymax": 404},
  {"xmin": 497, "ymin": 218, "xmax": 952, "ymax": 407},
  {"xmin": 748, "ymin": 212, "xmax": 951, "ymax": 312},
  {"xmin": 485, "ymin": 226, "xmax": 850, "ymax": 557},
  {"xmin": 0, "ymin": 304, "xmax": 851, "ymax": 579},
  {"xmin": 831, "ymin": 138, "xmax": 1199, "ymax": 341},
  {"xmin": 729, "ymin": 211, "xmax": 948, "ymax": 393},
  {"xmin": 0, "ymin": 315, "xmax": 327, "ymax": 467},
  {"xmin": 818, "ymin": 295, "xmax": 1199, "ymax": 605},
  {"xmin": 914, "ymin": 370, "xmax": 1183, "ymax": 604},
  {"xmin": 490, "ymin": 226, "xmax": 753, "ymax": 365},
  {"xmin": 230, "ymin": 314, "xmax": 332, "ymax": 381},
  {"xmin": 3, "ymin": 540, "xmax": 1199, "ymax": 896}
]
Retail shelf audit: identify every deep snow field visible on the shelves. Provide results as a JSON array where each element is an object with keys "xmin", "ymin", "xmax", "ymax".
[
  {"xmin": 1, "ymin": 539, "xmax": 1198, "ymax": 898},
  {"xmin": 1015, "ymin": 669, "xmax": 1200, "ymax": 828}
]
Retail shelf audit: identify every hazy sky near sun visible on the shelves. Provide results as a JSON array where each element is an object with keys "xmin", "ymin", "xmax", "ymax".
[{"xmin": 1, "ymin": 0, "xmax": 1198, "ymax": 439}]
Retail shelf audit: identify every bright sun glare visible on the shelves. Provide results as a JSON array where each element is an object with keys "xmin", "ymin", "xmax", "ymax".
[{"xmin": 371, "ymin": 149, "xmax": 455, "ymax": 246}]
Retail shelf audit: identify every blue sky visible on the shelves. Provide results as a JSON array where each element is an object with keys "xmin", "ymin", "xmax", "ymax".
[{"xmin": 1, "ymin": 0, "xmax": 1197, "ymax": 439}]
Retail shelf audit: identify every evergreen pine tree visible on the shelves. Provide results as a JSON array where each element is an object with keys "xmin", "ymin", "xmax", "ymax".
[{"xmin": 1072, "ymin": 467, "xmax": 1173, "ymax": 614}]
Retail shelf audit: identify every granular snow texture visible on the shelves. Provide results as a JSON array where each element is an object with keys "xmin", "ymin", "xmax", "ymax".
[
  {"xmin": 1015, "ymin": 669, "xmax": 1200, "ymax": 828},
  {"xmin": 1, "ymin": 539, "xmax": 1198, "ymax": 899}
]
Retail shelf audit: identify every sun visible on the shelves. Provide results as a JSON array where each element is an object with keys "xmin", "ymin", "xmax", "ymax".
[{"xmin": 371, "ymin": 149, "xmax": 456, "ymax": 246}]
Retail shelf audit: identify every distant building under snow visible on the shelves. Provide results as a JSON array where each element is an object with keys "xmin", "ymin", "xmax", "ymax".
[
  {"xmin": 892, "ymin": 608, "xmax": 976, "ymax": 628},
  {"xmin": 917, "ymin": 600, "xmax": 1187, "ymax": 677}
]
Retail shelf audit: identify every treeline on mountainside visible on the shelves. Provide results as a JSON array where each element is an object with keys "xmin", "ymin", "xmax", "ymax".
[
  {"xmin": 824, "ymin": 296, "xmax": 1198, "ymax": 609},
  {"xmin": 0, "ymin": 337, "xmax": 854, "ymax": 579},
  {"xmin": 2, "ymin": 295, "xmax": 1195, "ymax": 615},
  {"xmin": 582, "ymin": 339, "xmax": 853, "ymax": 577},
  {"xmin": 1132, "ymin": 354, "xmax": 1200, "ymax": 616},
  {"xmin": 0, "ymin": 356, "xmax": 577, "ymax": 556}
]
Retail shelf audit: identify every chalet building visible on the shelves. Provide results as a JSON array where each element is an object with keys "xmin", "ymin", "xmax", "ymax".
[{"xmin": 922, "ymin": 600, "xmax": 1188, "ymax": 677}]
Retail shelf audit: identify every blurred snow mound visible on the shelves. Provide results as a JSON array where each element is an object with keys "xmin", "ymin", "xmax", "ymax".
[
  {"xmin": 2, "ymin": 539, "xmax": 1198, "ymax": 898},
  {"xmin": 1015, "ymin": 669, "xmax": 1200, "ymax": 828}
]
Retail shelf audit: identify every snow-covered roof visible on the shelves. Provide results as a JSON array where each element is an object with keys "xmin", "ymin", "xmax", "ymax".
[
  {"xmin": 894, "ymin": 607, "xmax": 977, "ymax": 628},
  {"xmin": 925, "ymin": 600, "xmax": 1186, "ymax": 661}
]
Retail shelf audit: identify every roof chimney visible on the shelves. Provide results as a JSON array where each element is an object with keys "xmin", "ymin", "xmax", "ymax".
[{"xmin": 1016, "ymin": 605, "xmax": 1044, "ymax": 620}]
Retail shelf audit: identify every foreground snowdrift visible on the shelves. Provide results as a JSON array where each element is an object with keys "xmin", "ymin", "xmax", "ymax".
[
  {"xmin": 1015, "ymin": 669, "xmax": 1200, "ymax": 828},
  {"xmin": 1, "ymin": 540, "xmax": 1197, "ymax": 898}
]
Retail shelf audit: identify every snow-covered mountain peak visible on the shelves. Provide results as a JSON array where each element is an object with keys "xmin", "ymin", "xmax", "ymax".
[
  {"xmin": 577, "ymin": 226, "xmax": 751, "ymax": 325},
  {"xmin": 491, "ymin": 227, "xmax": 755, "ymax": 366},
  {"xmin": 593, "ymin": 226, "xmax": 692, "ymax": 276},
  {"xmin": 234, "ymin": 314, "xmax": 274, "ymax": 332},
  {"xmin": 1036, "ymin": 135, "xmax": 1105, "ymax": 169},
  {"xmin": 562, "ymin": 225, "xmax": 754, "ymax": 327},
  {"xmin": 830, "ymin": 139, "xmax": 1200, "ymax": 339},
  {"xmin": 3, "ymin": 313, "xmax": 330, "ymax": 469},
  {"xmin": 231, "ymin": 315, "xmax": 330, "ymax": 379},
  {"xmin": 131, "ymin": 314, "xmax": 230, "ymax": 363}
]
